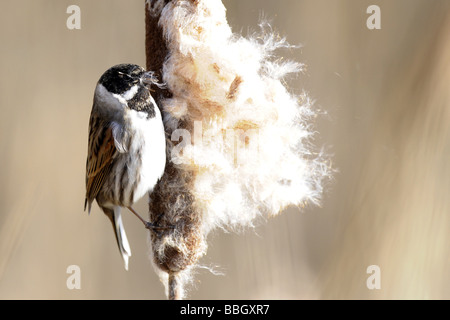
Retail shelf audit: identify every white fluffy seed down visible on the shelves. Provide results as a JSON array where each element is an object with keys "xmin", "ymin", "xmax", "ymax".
[
  {"xmin": 157, "ymin": 0, "xmax": 331, "ymax": 234},
  {"xmin": 147, "ymin": 1, "xmax": 332, "ymax": 296}
]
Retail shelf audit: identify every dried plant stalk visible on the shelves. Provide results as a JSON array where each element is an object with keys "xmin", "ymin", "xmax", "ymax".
[
  {"xmin": 145, "ymin": 0, "xmax": 331, "ymax": 299},
  {"xmin": 168, "ymin": 272, "xmax": 182, "ymax": 300},
  {"xmin": 146, "ymin": 0, "xmax": 200, "ymax": 300}
]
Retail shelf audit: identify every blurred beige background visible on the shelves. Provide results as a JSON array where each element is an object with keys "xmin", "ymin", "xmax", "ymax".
[{"xmin": 0, "ymin": 0, "xmax": 449, "ymax": 299}]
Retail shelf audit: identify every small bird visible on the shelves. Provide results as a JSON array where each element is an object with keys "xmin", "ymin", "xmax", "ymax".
[{"xmin": 84, "ymin": 64, "xmax": 166, "ymax": 270}]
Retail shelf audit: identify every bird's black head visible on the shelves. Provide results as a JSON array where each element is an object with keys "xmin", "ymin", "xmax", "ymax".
[
  {"xmin": 98, "ymin": 64, "xmax": 146, "ymax": 96},
  {"xmin": 97, "ymin": 64, "xmax": 157, "ymax": 117}
]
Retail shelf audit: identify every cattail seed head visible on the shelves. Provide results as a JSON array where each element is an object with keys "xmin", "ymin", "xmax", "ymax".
[{"xmin": 146, "ymin": 0, "xmax": 332, "ymax": 299}]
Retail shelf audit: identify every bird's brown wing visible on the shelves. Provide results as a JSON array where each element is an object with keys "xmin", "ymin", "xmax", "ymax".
[{"xmin": 84, "ymin": 112, "xmax": 118, "ymax": 213}]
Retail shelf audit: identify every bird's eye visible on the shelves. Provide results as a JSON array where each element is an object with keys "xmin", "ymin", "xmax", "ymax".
[{"xmin": 118, "ymin": 72, "xmax": 135, "ymax": 81}]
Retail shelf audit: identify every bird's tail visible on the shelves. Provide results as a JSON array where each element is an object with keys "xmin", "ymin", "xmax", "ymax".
[{"xmin": 103, "ymin": 207, "xmax": 132, "ymax": 270}]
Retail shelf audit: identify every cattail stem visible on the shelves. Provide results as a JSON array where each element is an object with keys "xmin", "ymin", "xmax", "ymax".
[
  {"xmin": 145, "ymin": 0, "xmax": 189, "ymax": 300},
  {"xmin": 168, "ymin": 272, "xmax": 182, "ymax": 300},
  {"xmin": 145, "ymin": 0, "xmax": 170, "ymax": 98}
]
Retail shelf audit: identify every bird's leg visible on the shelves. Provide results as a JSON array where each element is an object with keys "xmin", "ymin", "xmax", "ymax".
[{"xmin": 126, "ymin": 207, "xmax": 174, "ymax": 231}]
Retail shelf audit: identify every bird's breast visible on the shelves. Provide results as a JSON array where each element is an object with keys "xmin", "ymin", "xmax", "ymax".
[{"xmin": 116, "ymin": 107, "xmax": 166, "ymax": 205}]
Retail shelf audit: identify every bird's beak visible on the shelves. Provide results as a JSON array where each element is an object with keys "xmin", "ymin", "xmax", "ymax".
[
  {"xmin": 141, "ymin": 71, "xmax": 166, "ymax": 89},
  {"xmin": 141, "ymin": 71, "xmax": 157, "ymax": 85}
]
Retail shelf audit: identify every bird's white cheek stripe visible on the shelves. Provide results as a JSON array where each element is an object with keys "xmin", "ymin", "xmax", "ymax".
[
  {"xmin": 95, "ymin": 84, "xmax": 127, "ymax": 110},
  {"xmin": 121, "ymin": 85, "xmax": 139, "ymax": 101},
  {"xmin": 95, "ymin": 84, "xmax": 140, "ymax": 109}
]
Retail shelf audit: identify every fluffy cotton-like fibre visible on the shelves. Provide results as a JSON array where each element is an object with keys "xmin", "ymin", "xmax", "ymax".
[
  {"xmin": 160, "ymin": 0, "xmax": 329, "ymax": 229},
  {"xmin": 147, "ymin": 0, "xmax": 331, "ymax": 297}
]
